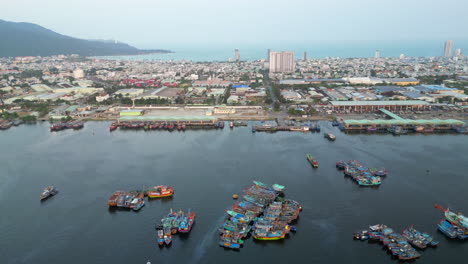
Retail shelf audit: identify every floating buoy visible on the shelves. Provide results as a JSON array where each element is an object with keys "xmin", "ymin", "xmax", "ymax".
[{"xmin": 232, "ymin": 194, "xmax": 238, "ymax": 199}]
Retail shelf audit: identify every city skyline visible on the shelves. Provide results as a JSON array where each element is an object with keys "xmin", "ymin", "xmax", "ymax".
[{"xmin": 2, "ymin": 0, "xmax": 468, "ymax": 48}]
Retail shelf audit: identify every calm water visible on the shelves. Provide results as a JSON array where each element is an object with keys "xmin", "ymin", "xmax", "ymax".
[
  {"xmin": 1, "ymin": 121, "xmax": 467, "ymax": 264},
  {"xmin": 93, "ymin": 41, "xmax": 468, "ymax": 61}
]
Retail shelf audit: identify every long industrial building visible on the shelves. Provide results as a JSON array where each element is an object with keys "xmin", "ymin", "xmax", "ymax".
[{"xmin": 330, "ymin": 100, "xmax": 431, "ymax": 112}]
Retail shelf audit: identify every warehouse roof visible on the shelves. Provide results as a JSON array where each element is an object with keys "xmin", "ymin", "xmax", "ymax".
[
  {"xmin": 330, "ymin": 100, "xmax": 430, "ymax": 106},
  {"xmin": 344, "ymin": 119, "xmax": 464, "ymax": 126}
]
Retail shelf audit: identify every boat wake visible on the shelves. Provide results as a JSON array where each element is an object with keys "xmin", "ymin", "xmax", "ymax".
[{"xmin": 191, "ymin": 214, "xmax": 225, "ymax": 264}]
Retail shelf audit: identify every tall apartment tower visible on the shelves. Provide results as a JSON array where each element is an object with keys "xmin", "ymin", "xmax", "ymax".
[
  {"xmin": 234, "ymin": 49, "xmax": 240, "ymax": 62},
  {"xmin": 267, "ymin": 49, "xmax": 271, "ymax": 61},
  {"xmin": 455, "ymin": 48, "xmax": 462, "ymax": 58},
  {"xmin": 444, "ymin": 40, "xmax": 453, "ymax": 57},
  {"xmin": 269, "ymin": 51, "xmax": 295, "ymax": 73},
  {"xmin": 303, "ymin": 51, "xmax": 307, "ymax": 61},
  {"xmin": 375, "ymin": 50, "xmax": 380, "ymax": 58}
]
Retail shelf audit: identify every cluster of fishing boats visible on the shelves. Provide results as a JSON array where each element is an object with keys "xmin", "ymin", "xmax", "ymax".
[
  {"xmin": 219, "ymin": 181, "xmax": 301, "ymax": 249},
  {"xmin": 50, "ymin": 121, "xmax": 84, "ymax": 131},
  {"xmin": 354, "ymin": 224, "xmax": 437, "ymax": 260},
  {"xmin": 156, "ymin": 209, "xmax": 196, "ymax": 246},
  {"xmin": 40, "ymin": 186, "xmax": 58, "ymax": 201},
  {"xmin": 434, "ymin": 204, "xmax": 468, "ymax": 239},
  {"xmin": 336, "ymin": 160, "xmax": 387, "ymax": 186},
  {"xmin": 107, "ymin": 185, "xmax": 174, "ymax": 211},
  {"xmin": 110, "ymin": 121, "xmax": 225, "ymax": 132}
]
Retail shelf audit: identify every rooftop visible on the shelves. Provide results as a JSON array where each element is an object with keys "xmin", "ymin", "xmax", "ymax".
[{"xmin": 330, "ymin": 100, "xmax": 430, "ymax": 106}]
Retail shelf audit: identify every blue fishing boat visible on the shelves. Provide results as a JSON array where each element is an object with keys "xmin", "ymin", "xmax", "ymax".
[{"xmin": 437, "ymin": 220, "xmax": 458, "ymax": 238}]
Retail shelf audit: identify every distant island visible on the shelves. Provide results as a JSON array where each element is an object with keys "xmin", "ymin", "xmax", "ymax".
[{"xmin": 0, "ymin": 19, "xmax": 172, "ymax": 57}]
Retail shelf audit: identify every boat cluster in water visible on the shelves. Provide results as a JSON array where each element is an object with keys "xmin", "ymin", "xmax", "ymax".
[
  {"xmin": 109, "ymin": 121, "xmax": 226, "ymax": 132},
  {"xmin": 219, "ymin": 181, "xmax": 301, "ymax": 249},
  {"xmin": 336, "ymin": 160, "xmax": 387, "ymax": 186},
  {"xmin": 156, "ymin": 209, "xmax": 196, "ymax": 246},
  {"xmin": 50, "ymin": 121, "xmax": 84, "ymax": 131},
  {"xmin": 354, "ymin": 224, "xmax": 438, "ymax": 261},
  {"xmin": 107, "ymin": 185, "xmax": 174, "ymax": 211},
  {"xmin": 435, "ymin": 204, "xmax": 468, "ymax": 239}
]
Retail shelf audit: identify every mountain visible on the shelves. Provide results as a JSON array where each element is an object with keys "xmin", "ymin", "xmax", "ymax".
[{"xmin": 0, "ymin": 19, "xmax": 171, "ymax": 57}]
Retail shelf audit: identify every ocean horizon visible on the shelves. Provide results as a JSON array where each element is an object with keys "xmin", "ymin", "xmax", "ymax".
[{"xmin": 94, "ymin": 40, "xmax": 468, "ymax": 62}]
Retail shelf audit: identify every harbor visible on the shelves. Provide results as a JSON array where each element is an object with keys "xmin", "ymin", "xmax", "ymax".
[{"xmin": 1, "ymin": 121, "xmax": 468, "ymax": 264}]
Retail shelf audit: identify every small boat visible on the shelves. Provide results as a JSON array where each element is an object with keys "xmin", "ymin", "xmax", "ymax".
[
  {"xmin": 155, "ymin": 225, "xmax": 165, "ymax": 246},
  {"xmin": 50, "ymin": 123, "xmax": 67, "ymax": 132},
  {"xmin": 229, "ymin": 122, "xmax": 234, "ymax": 128},
  {"xmin": 109, "ymin": 123, "xmax": 118, "ymax": 132},
  {"xmin": 332, "ymin": 120, "xmax": 340, "ymax": 126},
  {"xmin": 129, "ymin": 197, "xmax": 145, "ymax": 211},
  {"xmin": 219, "ymin": 121, "xmax": 225, "ymax": 129},
  {"xmin": 366, "ymin": 126, "xmax": 377, "ymax": 132},
  {"xmin": 306, "ymin": 154, "xmax": 319, "ymax": 168},
  {"xmin": 324, "ymin": 133, "xmax": 336, "ymax": 141},
  {"xmin": 402, "ymin": 226, "xmax": 438, "ymax": 249},
  {"xmin": 437, "ymin": 219, "xmax": 458, "ymax": 238},
  {"xmin": 147, "ymin": 185, "xmax": 174, "ymax": 198},
  {"xmin": 40, "ymin": 186, "xmax": 58, "ymax": 200},
  {"xmin": 107, "ymin": 190, "xmax": 124, "ymax": 206},
  {"xmin": 167, "ymin": 123, "xmax": 174, "ymax": 131},
  {"xmin": 179, "ymin": 210, "xmax": 196, "ymax": 233},
  {"xmin": 234, "ymin": 121, "xmax": 247, "ymax": 127},
  {"xmin": 181, "ymin": 123, "xmax": 186, "ymax": 131}
]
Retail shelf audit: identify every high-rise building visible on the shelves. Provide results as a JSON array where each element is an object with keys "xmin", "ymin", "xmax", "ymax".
[
  {"xmin": 444, "ymin": 40, "xmax": 453, "ymax": 57},
  {"xmin": 455, "ymin": 48, "xmax": 462, "ymax": 58},
  {"xmin": 234, "ymin": 49, "xmax": 240, "ymax": 62},
  {"xmin": 269, "ymin": 51, "xmax": 295, "ymax": 73},
  {"xmin": 303, "ymin": 51, "xmax": 307, "ymax": 61},
  {"xmin": 267, "ymin": 49, "xmax": 271, "ymax": 62},
  {"xmin": 399, "ymin": 54, "xmax": 405, "ymax": 59},
  {"xmin": 375, "ymin": 50, "xmax": 380, "ymax": 58}
]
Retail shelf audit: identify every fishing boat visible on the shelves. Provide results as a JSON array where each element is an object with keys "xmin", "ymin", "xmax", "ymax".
[
  {"xmin": 40, "ymin": 186, "xmax": 58, "ymax": 200},
  {"xmin": 67, "ymin": 121, "xmax": 84, "ymax": 129},
  {"xmin": 219, "ymin": 121, "xmax": 225, "ymax": 129},
  {"xmin": 129, "ymin": 196, "xmax": 145, "ymax": 211},
  {"xmin": 415, "ymin": 125, "xmax": 425, "ymax": 132},
  {"xmin": 179, "ymin": 210, "xmax": 196, "ymax": 233},
  {"xmin": 402, "ymin": 226, "xmax": 439, "ymax": 248},
  {"xmin": 109, "ymin": 123, "xmax": 118, "ymax": 132},
  {"xmin": 234, "ymin": 121, "xmax": 247, "ymax": 127},
  {"xmin": 332, "ymin": 120, "xmax": 340, "ymax": 126},
  {"xmin": 181, "ymin": 123, "xmax": 186, "ymax": 131},
  {"xmin": 107, "ymin": 190, "xmax": 125, "ymax": 206},
  {"xmin": 366, "ymin": 126, "xmax": 377, "ymax": 132},
  {"xmin": 155, "ymin": 225, "xmax": 165, "ymax": 246},
  {"xmin": 435, "ymin": 204, "xmax": 468, "ymax": 230},
  {"xmin": 50, "ymin": 123, "xmax": 67, "ymax": 131},
  {"xmin": 324, "ymin": 133, "xmax": 336, "ymax": 141},
  {"xmin": 147, "ymin": 185, "xmax": 174, "ymax": 198},
  {"xmin": 229, "ymin": 122, "xmax": 234, "ymax": 128},
  {"xmin": 437, "ymin": 219, "xmax": 458, "ymax": 238},
  {"xmin": 306, "ymin": 154, "xmax": 318, "ymax": 168},
  {"xmin": 290, "ymin": 126, "xmax": 309, "ymax": 132},
  {"xmin": 167, "ymin": 123, "xmax": 174, "ymax": 131},
  {"xmin": 171, "ymin": 210, "xmax": 184, "ymax": 234}
]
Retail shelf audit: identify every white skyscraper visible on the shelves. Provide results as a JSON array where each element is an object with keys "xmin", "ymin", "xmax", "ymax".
[
  {"xmin": 375, "ymin": 50, "xmax": 380, "ymax": 58},
  {"xmin": 399, "ymin": 54, "xmax": 405, "ymax": 59},
  {"xmin": 444, "ymin": 40, "xmax": 453, "ymax": 57},
  {"xmin": 455, "ymin": 48, "xmax": 462, "ymax": 58},
  {"xmin": 269, "ymin": 51, "xmax": 295, "ymax": 73},
  {"xmin": 267, "ymin": 49, "xmax": 271, "ymax": 61},
  {"xmin": 234, "ymin": 49, "xmax": 240, "ymax": 62}
]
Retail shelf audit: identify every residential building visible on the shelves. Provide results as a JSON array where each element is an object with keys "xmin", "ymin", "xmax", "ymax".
[
  {"xmin": 444, "ymin": 40, "xmax": 453, "ymax": 57},
  {"xmin": 269, "ymin": 51, "xmax": 295, "ymax": 73}
]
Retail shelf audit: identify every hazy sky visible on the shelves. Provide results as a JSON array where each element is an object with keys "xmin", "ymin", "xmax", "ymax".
[{"xmin": 2, "ymin": 0, "xmax": 468, "ymax": 48}]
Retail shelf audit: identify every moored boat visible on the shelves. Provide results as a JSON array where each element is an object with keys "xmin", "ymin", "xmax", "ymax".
[
  {"xmin": 107, "ymin": 190, "xmax": 125, "ymax": 206},
  {"xmin": 179, "ymin": 210, "xmax": 196, "ymax": 233},
  {"xmin": 229, "ymin": 122, "xmax": 234, "ymax": 128},
  {"xmin": 155, "ymin": 225, "xmax": 165, "ymax": 246}
]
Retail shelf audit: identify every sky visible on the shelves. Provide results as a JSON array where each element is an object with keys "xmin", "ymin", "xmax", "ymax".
[{"xmin": 2, "ymin": 0, "xmax": 468, "ymax": 49}]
